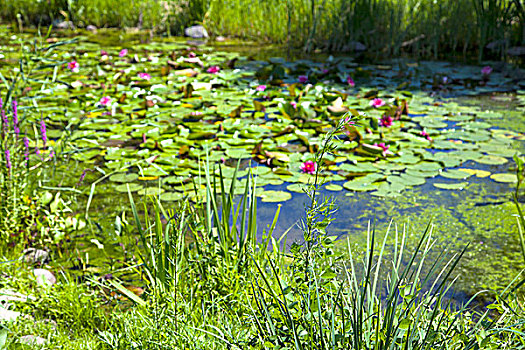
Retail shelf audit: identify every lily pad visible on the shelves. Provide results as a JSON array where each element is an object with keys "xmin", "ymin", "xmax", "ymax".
[
  {"xmin": 489, "ymin": 173, "xmax": 517, "ymax": 183},
  {"xmin": 433, "ymin": 182, "xmax": 468, "ymax": 190},
  {"xmin": 259, "ymin": 190, "xmax": 292, "ymax": 203},
  {"xmin": 115, "ymin": 183, "xmax": 142, "ymax": 193}
]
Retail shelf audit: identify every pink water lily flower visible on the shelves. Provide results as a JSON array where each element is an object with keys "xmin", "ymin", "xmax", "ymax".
[
  {"xmin": 68, "ymin": 61, "xmax": 79, "ymax": 73},
  {"xmin": 207, "ymin": 66, "xmax": 220, "ymax": 74},
  {"xmin": 138, "ymin": 72, "xmax": 151, "ymax": 80},
  {"xmin": 119, "ymin": 49, "xmax": 128, "ymax": 57},
  {"xmin": 255, "ymin": 85, "xmax": 266, "ymax": 92},
  {"xmin": 298, "ymin": 75, "xmax": 308, "ymax": 83},
  {"xmin": 300, "ymin": 160, "xmax": 316, "ymax": 174},
  {"xmin": 379, "ymin": 115, "xmax": 393, "ymax": 127},
  {"xmin": 101, "ymin": 50, "xmax": 108, "ymax": 56},
  {"xmin": 188, "ymin": 52, "xmax": 197, "ymax": 58},
  {"xmin": 481, "ymin": 66, "xmax": 493, "ymax": 76},
  {"xmin": 370, "ymin": 98, "xmax": 386, "ymax": 108},
  {"xmin": 99, "ymin": 96, "xmax": 111, "ymax": 106},
  {"xmin": 347, "ymin": 76, "xmax": 355, "ymax": 87},
  {"xmin": 420, "ymin": 129, "xmax": 432, "ymax": 141},
  {"xmin": 374, "ymin": 143, "xmax": 390, "ymax": 154},
  {"xmin": 290, "ymin": 101, "xmax": 297, "ymax": 109}
]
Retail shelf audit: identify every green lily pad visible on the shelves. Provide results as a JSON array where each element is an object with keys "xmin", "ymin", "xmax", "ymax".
[
  {"xmin": 325, "ymin": 184, "xmax": 343, "ymax": 191},
  {"xmin": 160, "ymin": 192, "xmax": 184, "ymax": 201},
  {"xmin": 475, "ymin": 155, "xmax": 508, "ymax": 165},
  {"xmin": 115, "ymin": 183, "xmax": 142, "ymax": 193},
  {"xmin": 109, "ymin": 173, "xmax": 139, "ymax": 183},
  {"xmin": 489, "ymin": 173, "xmax": 517, "ymax": 183},
  {"xmin": 433, "ymin": 182, "xmax": 468, "ymax": 190},
  {"xmin": 259, "ymin": 190, "xmax": 292, "ymax": 203},
  {"xmin": 441, "ymin": 169, "xmax": 473, "ymax": 179}
]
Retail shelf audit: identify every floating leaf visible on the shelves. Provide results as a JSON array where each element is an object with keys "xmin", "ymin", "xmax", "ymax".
[
  {"xmin": 325, "ymin": 184, "xmax": 343, "ymax": 191},
  {"xmin": 490, "ymin": 173, "xmax": 517, "ymax": 183},
  {"xmin": 110, "ymin": 173, "xmax": 139, "ymax": 183},
  {"xmin": 259, "ymin": 190, "xmax": 292, "ymax": 203},
  {"xmin": 458, "ymin": 168, "xmax": 491, "ymax": 178},
  {"xmin": 115, "ymin": 183, "xmax": 142, "ymax": 192},
  {"xmin": 433, "ymin": 182, "xmax": 468, "ymax": 190}
]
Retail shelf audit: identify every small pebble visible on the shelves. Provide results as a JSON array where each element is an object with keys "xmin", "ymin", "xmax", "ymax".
[{"xmin": 33, "ymin": 269, "xmax": 57, "ymax": 286}]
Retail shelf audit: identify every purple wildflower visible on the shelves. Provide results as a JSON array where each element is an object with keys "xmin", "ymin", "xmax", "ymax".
[
  {"xmin": 5, "ymin": 149, "xmax": 11, "ymax": 170},
  {"xmin": 12, "ymin": 100, "xmax": 19, "ymax": 136},
  {"xmin": 23, "ymin": 136, "xmax": 30, "ymax": 163},
  {"xmin": 40, "ymin": 117, "xmax": 47, "ymax": 147},
  {"xmin": 77, "ymin": 168, "xmax": 91, "ymax": 187},
  {"xmin": 0, "ymin": 98, "xmax": 6, "ymax": 136}
]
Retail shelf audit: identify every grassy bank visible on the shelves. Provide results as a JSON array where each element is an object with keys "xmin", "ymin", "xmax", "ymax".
[{"xmin": 0, "ymin": 0, "xmax": 523, "ymax": 59}]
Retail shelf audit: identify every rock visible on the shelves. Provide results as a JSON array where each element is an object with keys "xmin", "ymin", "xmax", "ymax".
[
  {"xmin": 86, "ymin": 25, "xmax": 98, "ymax": 32},
  {"xmin": 22, "ymin": 248, "xmax": 49, "ymax": 264},
  {"xmin": 33, "ymin": 269, "xmax": 56, "ymax": 286},
  {"xmin": 507, "ymin": 46, "xmax": 525, "ymax": 57},
  {"xmin": 341, "ymin": 41, "xmax": 367, "ymax": 53},
  {"xmin": 53, "ymin": 20, "xmax": 75, "ymax": 30},
  {"xmin": 19, "ymin": 335, "xmax": 47, "ymax": 346},
  {"xmin": 486, "ymin": 40, "xmax": 506, "ymax": 51},
  {"xmin": 0, "ymin": 307, "xmax": 21, "ymax": 322},
  {"xmin": 0, "ymin": 289, "xmax": 28, "ymax": 303},
  {"xmin": 184, "ymin": 25, "xmax": 208, "ymax": 39}
]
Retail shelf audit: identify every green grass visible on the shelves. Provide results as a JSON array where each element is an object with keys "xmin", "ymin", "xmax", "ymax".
[{"xmin": 0, "ymin": 0, "xmax": 522, "ymax": 59}]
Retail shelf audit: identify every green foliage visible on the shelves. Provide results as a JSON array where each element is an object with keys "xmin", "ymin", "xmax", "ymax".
[{"xmin": 0, "ymin": 0, "xmax": 522, "ymax": 58}]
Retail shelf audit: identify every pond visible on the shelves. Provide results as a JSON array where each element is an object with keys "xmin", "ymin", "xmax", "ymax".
[{"xmin": 1, "ymin": 25, "xmax": 524, "ymax": 298}]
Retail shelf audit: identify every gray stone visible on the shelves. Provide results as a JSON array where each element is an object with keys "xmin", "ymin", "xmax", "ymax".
[
  {"xmin": 507, "ymin": 46, "xmax": 525, "ymax": 57},
  {"xmin": 184, "ymin": 25, "xmax": 208, "ymax": 39},
  {"xmin": 33, "ymin": 269, "xmax": 56, "ymax": 286},
  {"xmin": 342, "ymin": 41, "xmax": 367, "ymax": 53},
  {"xmin": 54, "ymin": 20, "xmax": 75, "ymax": 30},
  {"xmin": 0, "ymin": 289, "xmax": 28, "ymax": 303},
  {"xmin": 22, "ymin": 248, "xmax": 49, "ymax": 264},
  {"xmin": 0, "ymin": 307, "xmax": 21, "ymax": 322},
  {"xmin": 486, "ymin": 40, "xmax": 507, "ymax": 51},
  {"xmin": 19, "ymin": 335, "xmax": 47, "ymax": 346}
]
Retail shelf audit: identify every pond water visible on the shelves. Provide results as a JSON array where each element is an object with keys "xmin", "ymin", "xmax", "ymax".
[{"xmin": 1, "ymin": 26, "xmax": 524, "ymax": 298}]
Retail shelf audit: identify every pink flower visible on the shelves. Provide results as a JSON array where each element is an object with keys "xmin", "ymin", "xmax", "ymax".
[
  {"xmin": 99, "ymin": 96, "xmax": 111, "ymax": 106},
  {"xmin": 68, "ymin": 61, "xmax": 79, "ymax": 73},
  {"xmin": 321, "ymin": 68, "xmax": 329, "ymax": 74},
  {"xmin": 290, "ymin": 101, "xmax": 297, "ymax": 109},
  {"xmin": 374, "ymin": 142, "xmax": 389, "ymax": 153},
  {"xmin": 138, "ymin": 72, "xmax": 151, "ymax": 80},
  {"xmin": 119, "ymin": 49, "xmax": 128, "ymax": 57},
  {"xmin": 298, "ymin": 75, "xmax": 308, "ymax": 83},
  {"xmin": 101, "ymin": 50, "xmax": 108, "ymax": 56},
  {"xmin": 300, "ymin": 160, "xmax": 316, "ymax": 174},
  {"xmin": 207, "ymin": 66, "xmax": 220, "ymax": 74},
  {"xmin": 379, "ymin": 115, "xmax": 393, "ymax": 127},
  {"xmin": 370, "ymin": 98, "xmax": 385, "ymax": 108},
  {"xmin": 347, "ymin": 76, "xmax": 355, "ymax": 87},
  {"xmin": 188, "ymin": 52, "xmax": 196, "ymax": 58},
  {"xmin": 481, "ymin": 66, "xmax": 493, "ymax": 76},
  {"xmin": 255, "ymin": 85, "xmax": 266, "ymax": 92},
  {"xmin": 420, "ymin": 129, "xmax": 432, "ymax": 141}
]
